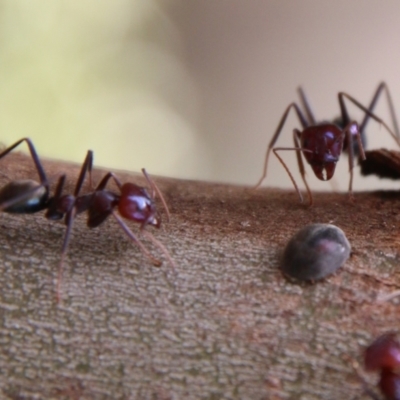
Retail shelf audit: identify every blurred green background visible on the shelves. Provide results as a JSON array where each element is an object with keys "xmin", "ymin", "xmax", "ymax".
[
  {"xmin": 1, "ymin": 1, "xmax": 400, "ymax": 191},
  {"xmin": 0, "ymin": 0, "xmax": 207, "ymax": 180}
]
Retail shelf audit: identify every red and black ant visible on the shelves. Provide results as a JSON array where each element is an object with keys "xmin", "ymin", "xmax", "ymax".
[
  {"xmin": 254, "ymin": 83, "xmax": 400, "ymax": 205},
  {"xmin": 0, "ymin": 138, "xmax": 174, "ymax": 300},
  {"xmin": 364, "ymin": 332, "xmax": 400, "ymax": 400}
]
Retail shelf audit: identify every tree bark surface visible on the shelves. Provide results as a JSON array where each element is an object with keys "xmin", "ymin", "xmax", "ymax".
[{"xmin": 1, "ymin": 152, "xmax": 400, "ymax": 400}]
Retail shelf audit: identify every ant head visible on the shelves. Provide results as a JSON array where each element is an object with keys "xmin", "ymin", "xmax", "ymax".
[
  {"xmin": 301, "ymin": 124, "xmax": 344, "ymax": 181},
  {"xmin": 365, "ymin": 332, "xmax": 400, "ymax": 400},
  {"xmin": 118, "ymin": 182, "xmax": 160, "ymax": 228},
  {"xmin": 365, "ymin": 332, "xmax": 400, "ymax": 371}
]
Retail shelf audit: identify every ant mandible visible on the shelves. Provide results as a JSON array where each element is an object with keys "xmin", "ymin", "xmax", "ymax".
[
  {"xmin": 0, "ymin": 138, "xmax": 174, "ymax": 301},
  {"xmin": 254, "ymin": 84, "xmax": 400, "ymax": 206}
]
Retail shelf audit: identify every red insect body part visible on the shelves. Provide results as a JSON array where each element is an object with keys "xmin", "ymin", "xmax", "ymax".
[
  {"xmin": 255, "ymin": 83, "xmax": 399, "ymax": 205},
  {"xmin": 365, "ymin": 333, "xmax": 400, "ymax": 400},
  {"xmin": 0, "ymin": 138, "xmax": 174, "ymax": 302}
]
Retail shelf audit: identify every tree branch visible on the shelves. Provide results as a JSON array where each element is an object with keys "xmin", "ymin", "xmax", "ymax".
[{"xmin": 1, "ymin": 152, "xmax": 399, "ymax": 399}]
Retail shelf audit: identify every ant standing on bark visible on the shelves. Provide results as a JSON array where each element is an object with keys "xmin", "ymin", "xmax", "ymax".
[
  {"xmin": 0, "ymin": 138, "xmax": 174, "ymax": 301},
  {"xmin": 298, "ymin": 82, "xmax": 400, "ymax": 157},
  {"xmin": 254, "ymin": 83, "xmax": 400, "ymax": 206}
]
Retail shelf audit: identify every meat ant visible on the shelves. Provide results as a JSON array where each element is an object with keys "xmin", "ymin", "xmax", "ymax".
[
  {"xmin": 0, "ymin": 138, "xmax": 174, "ymax": 301},
  {"xmin": 364, "ymin": 332, "xmax": 400, "ymax": 400},
  {"xmin": 254, "ymin": 83, "xmax": 400, "ymax": 205}
]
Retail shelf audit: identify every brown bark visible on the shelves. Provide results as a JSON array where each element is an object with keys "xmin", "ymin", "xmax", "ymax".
[{"xmin": 1, "ymin": 152, "xmax": 400, "ymax": 400}]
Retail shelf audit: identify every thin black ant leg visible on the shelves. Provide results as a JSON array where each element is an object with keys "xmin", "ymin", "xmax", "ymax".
[
  {"xmin": 338, "ymin": 92, "xmax": 399, "ymax": 148},
  {"xmin": 297, "ymin": 87, "xmax": 316, "ymax": 125},
  {"xmin": 95, "ymin": 172, "xmax": 122, "ymax": 191},
  {"xmin": 0, "ymin": 138, "xmax": 47, "ymax": 185},
  {"xmin": 359, "ymin": 82, "xmax": 400, "ymax": 140},
  {"xmin": 46, "ymin": 151, "xmax": 93, "ymax": 220},
  {"xmin": 254, "ymin": 103, "xmax": 309, "ymax": 189},
  {"xmin": 141, "ymin": 169, "xmax": 170, "ymax": 222},
  {"xmin": 73, "ymin": 150, "xmax": 94, "ymax": 196},
  {"xmin": 111, "ymin": 210, "xmax": 162, "ymax": 267}
]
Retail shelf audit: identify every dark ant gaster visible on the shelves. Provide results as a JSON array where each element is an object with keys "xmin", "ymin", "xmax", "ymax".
[
  {"xmin": 0, "ymin": 138, "xmax": 174, "ymax": 301},
  {"xmin": 355, "ymin": 83, "xmax": 400, "ymax": 180},
  {"xmin": 254, "ymin": 83, "xmax": 400, "ymax": 205}
]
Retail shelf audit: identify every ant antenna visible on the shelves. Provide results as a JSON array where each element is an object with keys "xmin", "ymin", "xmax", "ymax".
[{"xmin": 141, "ymin": 168, "xmax": 170, "ymax": 222}]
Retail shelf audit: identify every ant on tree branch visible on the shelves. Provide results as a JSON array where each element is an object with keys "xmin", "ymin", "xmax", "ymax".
[
  {"xmin": 255, "ymin": 82, "xmax": 400, "ymax": 206},
  {"xmin": 0, "ymin": 138, "xmax": 174, "ymax": 301}
]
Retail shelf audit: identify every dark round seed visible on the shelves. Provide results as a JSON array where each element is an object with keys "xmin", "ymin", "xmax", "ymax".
[{"xmin": 281, "ymin": 223, "xmax": 351, "ymax": 281}]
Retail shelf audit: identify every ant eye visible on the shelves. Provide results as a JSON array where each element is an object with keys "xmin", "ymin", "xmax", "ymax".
[{"xmin": 280, "ymin": 223, "xmax": 351, "ymax": 281}]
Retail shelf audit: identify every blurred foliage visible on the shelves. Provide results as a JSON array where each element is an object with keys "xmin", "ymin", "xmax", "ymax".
[{"xmin": 0, "ymin": 0, "xmax": 208, "ymax": 179}]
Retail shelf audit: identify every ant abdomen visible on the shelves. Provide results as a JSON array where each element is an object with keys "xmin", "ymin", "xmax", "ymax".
[{"xmin": 0, "ymin": 179, "xmax": 48, "ymax": 213}]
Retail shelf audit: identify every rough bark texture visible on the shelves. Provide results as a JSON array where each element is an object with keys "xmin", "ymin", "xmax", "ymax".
[{"xmin": 1, "ymin": 152, "xmax": 400, "ymax": 400}]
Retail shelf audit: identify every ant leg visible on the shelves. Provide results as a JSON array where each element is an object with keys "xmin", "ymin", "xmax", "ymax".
[
  {"xmin": 141, "ymin": 229, "xmax": 176, "ymax": 268},
  {"xmin": 0, "ymin": 138, "xmax": 48, "ymax": 185},
  {"xmin": 338, "ymin": 92, "xmax": 400, "ymax": 147},
  {"xmin": 56, "ymin": 207, "xmax": 77, "ymax": 302},
  {"xmin": 51, "ymin": 151, "xmax": 94, "ymax": 301},
  {"xmin": 46, "ymin": 151, "xmax": 93, "ymax": 219},
  {"xmin": 293, "ymin": 130, "xmax": 313, "ymax": 205},
  {"xmin": 343, "ymin": 121, "xmax": 364, "ymax": 200},
  {"xmin": 141, "ymin": 169, "xmax": 170, "ymax": 222},
  {"xmin": 45, "ymin": 174, "xmax": 68, "ymax": 220},
  {"xmin": 297, "ymin": 87, "xmax": 316, "ymax": 125},
  {"xmin": 111, "ymin": 210, "xmax": 162, "ymax": 267},
  {"xmin": 95, "ymin": 172, "xmax": 122, "ymax": 191},
  {"xmin": 272, "ymin": 146, "xmax": 313, "ymax": 205},
  {"xmin": 345, "ymin": 123, "xmax": 356, "ymax": 200},
  {"xmin": 359, "ymin": 82, "xmax": 400, "ymax": 141},
  {"xmin": 0, "ymin": 138, "xmax": 50, "ymax": 212},
  {"xmin": 73, "ymin": 150, "xmax": 94, "ymax": 196},
  {"xmin": 254, "ymin": 103, "xmax": 309, "ymax": 189}
]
